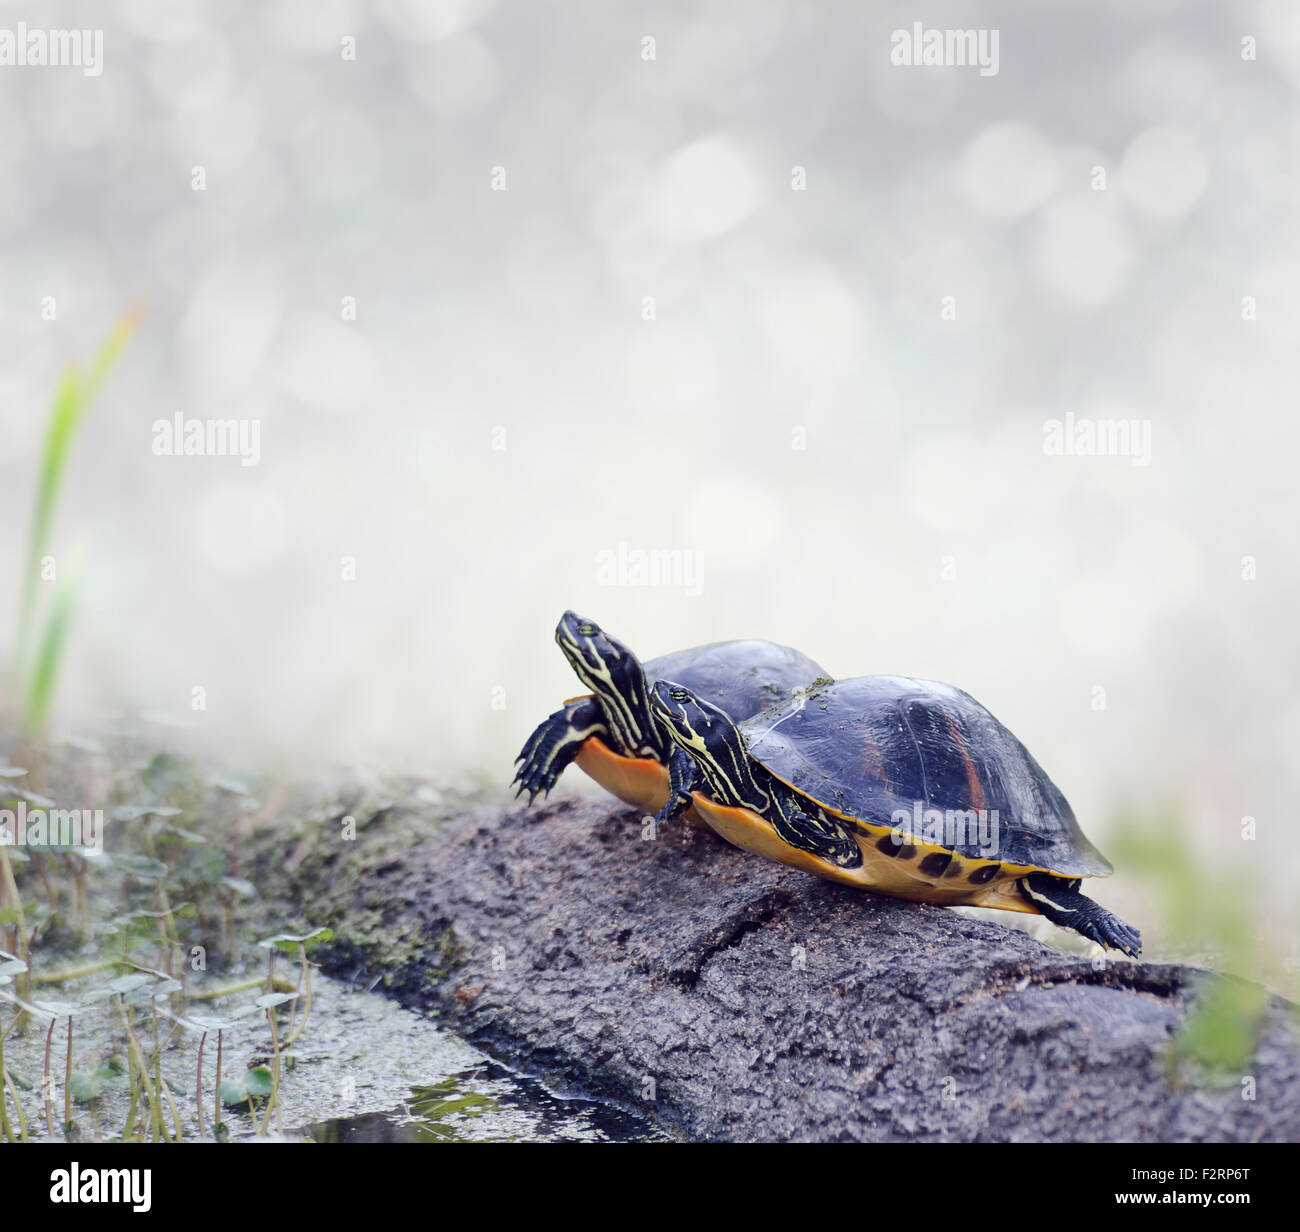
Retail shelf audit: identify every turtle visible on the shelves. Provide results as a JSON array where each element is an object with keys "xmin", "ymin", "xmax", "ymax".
[
  {"xmin": 512, "ymin": 611, "xmax": 828, "ymax": 816},
  {"xmin": 648, "ymin": 675, "xmax": 1141, "ymax": 954}
]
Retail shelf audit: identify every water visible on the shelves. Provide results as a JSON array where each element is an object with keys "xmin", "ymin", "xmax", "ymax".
[{"xmin": 301, "ymin": 1061, "xmax": 661, "ymax": 1143}]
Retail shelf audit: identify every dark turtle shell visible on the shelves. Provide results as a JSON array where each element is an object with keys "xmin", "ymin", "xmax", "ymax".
[
  {"xmin": 644, "ymin": 642, "xmax": 828, "ymax": 727},
  {"xmin": 742, "ymin": 676, "xmax": 1110, "ymax": 877}
]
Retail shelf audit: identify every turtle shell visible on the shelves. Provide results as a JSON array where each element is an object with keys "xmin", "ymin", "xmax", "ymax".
[
  {"xmin": 742, "ymin": 675, "xmax": 1110, "ymax": 878},
  {"xmin": 643, "ymin": 641, "xmax": 828, "ymax": 725}
]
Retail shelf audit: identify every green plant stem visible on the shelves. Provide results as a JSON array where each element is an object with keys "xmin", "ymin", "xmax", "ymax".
[
  {"xmin": 195, "ymin": 1031, "xmax": 206, "ymax": 1140},
  {"xmin": 33, "ymin": 957, "xmax": 124, "ymax": 984},
  {"xmin": 2, "ymin": 1059, "xmax": 28, "ymax": 1143},
  {"xmin": 64, "ymin": 1015, "xmax": 72, "ymax": 1130},
  {"xmin": 262, "ymin": 1007, "xmax": 283, "ymax": 1137},
  {"xmin": 0, "ymin": 846, "xmax": 31, "ymax": 1005},
  {"xmin": 214, "ymin": 1030, "xmax": 223, "ymax": 1134},
  {"xmin": 0, "ymin": 1021, "xmax": 9, "ymax": 1142},
  {"xmin": 43, "ymin": 1016, "xmax": 55, "ymax": 1137},
  {"xmin": 115, "ymin": 994, "xmax": 165, "ymax": 1143}
]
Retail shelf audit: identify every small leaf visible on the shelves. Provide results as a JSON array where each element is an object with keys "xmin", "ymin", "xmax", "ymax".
[
  {"xmin": 257, "ymin": 927, "xmax": 333, "ymax": 953},
  {"xmin": 0, "ymin": 990, "xmax": 74, "ymax": 1019},
  {"xmin": 107, "ymin": 973, "xmax": 154, "ymax": 995},
  {"xmin": 8, "ymin": 785, "xmax": 57, "ymax": 808},
  {"xmin": 218, "ymin": 1077, "xmax": 249, "ymax": 1106},
  {"xmin": 211, "ymin": 773, "xmax": 257, "ymax": 796},
  {"xmin": 109, "ymin": 854, "xmax": 168, "ymax": 881},
  {"xmin": 70, "ymin": 1071, "xmax": 103, "ymax": 1103},
  {"xmin": 125, "ymin": 978, "xmax": 182, "ymax": 1004},
  {"xmin": 159, "ymin": 823, "xmax": 208, "ymax": 844},
  {"xmin": 219, "ymin": 1065, "xmax": 275, "ymax": 1105},
  {"xmin": 172, "ymin": 1012, "xmax": 240, "ymax": 1032},
  {"xmin": 113, "ymin": 804, "xmax": 181, "ymax": 822},
  {"xmin": 142, "ymin": 752, "xmax": 193, "ymax": 797}
]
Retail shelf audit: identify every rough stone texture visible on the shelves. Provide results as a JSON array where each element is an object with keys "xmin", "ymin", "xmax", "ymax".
[{"xmin": 291, "ymin": 796, "xmax": 1300, "ymax": 1142}]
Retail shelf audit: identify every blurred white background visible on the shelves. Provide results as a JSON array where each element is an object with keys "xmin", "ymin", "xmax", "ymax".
[{"xmin": 1, "ymin": 1, "xmax": 1297, "ymax": 942}]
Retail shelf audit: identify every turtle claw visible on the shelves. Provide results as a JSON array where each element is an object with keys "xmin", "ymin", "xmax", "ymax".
[
  {"xmin": 510, "ymin": 762, "xmax": 557, "ymax": 806},
  {"xmin": 511, "ymin": 730, "xmax": 578, "ymax": 803},
  {"xmin": 511, "ymin": 698, "xmax": 604, "ymax": 806},
  {"xmin": 510, "ymin": 729, "xmax": 566, "ymax": 805},
  {"xmin": 1020, "ymin": 874, "xmax": 1141, "ymax": 957},
  {"xmin": 1092, "ymin": 917, "xmax": 1141, "ymax": 958},
  {"xmin": 1078, "ymin": 908, "xmax": 1142, "ymax": 957}
]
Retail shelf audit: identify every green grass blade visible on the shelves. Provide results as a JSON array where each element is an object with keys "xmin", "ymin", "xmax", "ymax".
[
  {"xmin": 15, "ymin": 366, "xmax": 83, "ymax": 680},
  {"xmin": 82, "ymin": 309, "xmax": 140, "ymax": 403},
  {"xmin": 24, "ymin": 554, "xmax": 82, "ymax": 734},
  {"xmin": 13, "ymin": 309, "xmax": 140, "ymax": 725}
]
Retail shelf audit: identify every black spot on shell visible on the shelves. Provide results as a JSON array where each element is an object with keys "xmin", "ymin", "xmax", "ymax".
[
  {"xmin": 875, "ymin": 835, "xmax": 915, "ymax": 860},
  {"xmin": 968, "ymin": 863, "xmax": 1001, "ymax": 884},
  {"xmin": 919, "ymin": 852, "xmax": 952, "ymax": 877}
]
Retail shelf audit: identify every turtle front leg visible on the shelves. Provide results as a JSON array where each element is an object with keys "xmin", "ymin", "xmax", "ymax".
[
  {"xmin": 1018, "ymin": 873, "xmax": 1142, "ymax": 956},
  {"xmin": 513, "ymin": 698, "xmax": 605, "ymax": 804},
  {"xmin": 654, "ymin": 749, "xmax": 701, "ymax": 832},
  {"xmin": 770, "ymin": 794, "xmax": 863, "ymax": 869}
]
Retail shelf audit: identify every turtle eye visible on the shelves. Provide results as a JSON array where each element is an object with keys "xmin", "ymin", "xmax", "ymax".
[
  {"xmin": 669, "ymin": 687, "xmax": 691, "ymax": 703},
  {"xmin": 577, "ymin": 623, "xmax": 597, "ymax": 637}
]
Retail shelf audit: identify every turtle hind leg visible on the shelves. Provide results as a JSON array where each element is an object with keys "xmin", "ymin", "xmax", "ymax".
[
  {"xmin": 512, "ymin": 698, "xmax": 605, "ymax": 804},
  {"xmin": 1018, "ymin": 872, "xmax": 1142, "ymax": 957}
]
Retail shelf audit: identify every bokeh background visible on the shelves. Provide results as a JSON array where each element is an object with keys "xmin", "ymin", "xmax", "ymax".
[{"xmin": 1, "ymin": 1, "xmax": 1297, "ymax": 962}]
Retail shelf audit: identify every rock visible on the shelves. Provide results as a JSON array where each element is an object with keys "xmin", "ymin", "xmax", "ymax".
[{"xmin": 284, "ymin": 795, "xmax": 1300, "ymax": 1142}]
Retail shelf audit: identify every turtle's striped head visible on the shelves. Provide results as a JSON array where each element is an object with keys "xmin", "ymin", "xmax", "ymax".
[
  {"xmin": 555, "ymin": 612, "xmax": 660, "ymax": 758},
  {"xmin": 650, "ymin": 680, "xmax": 765, "ymax": 810},
  {"xmin": 555, "ymin": 611, "xmax": 622, "ymax": 675}
]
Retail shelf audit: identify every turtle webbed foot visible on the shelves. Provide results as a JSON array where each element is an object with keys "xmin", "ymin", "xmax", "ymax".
[
  {"xmin": 1079, "ymin": 910, "xmax": 1142, "ymax": 958},
  {"xmin": 652, "ymin": 792, "xmax": 692, "ymax": 836},
  {"xmin": 512, "ymin": 735, "xmax": 559, "ymax": 804},
  {"xmin": 1020, "ymin": 874, "xmax": 1142, "ymax": 958},
  {"xmin": 512, "ymin": 700, "xmax": 603, "ymax": 806},
  {"xmin": 511, "ymin": 758, "xmax": 555, "ymax": 806}
]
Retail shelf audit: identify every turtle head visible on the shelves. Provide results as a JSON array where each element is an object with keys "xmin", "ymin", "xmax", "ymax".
[
  {"xmin": 650, "ymin": 680, "xmax": 759, "ymax": 808},
  {"xmin": 555, "ymin": 612, "xmax": 659, "ymax": 757},
  {"xmin": 555, "ymin": 612, "xmax": 637, "ymax": 690},
  {"xmin": 649, "ymin": 681, "xmax": 728, "ymax": 754}
]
